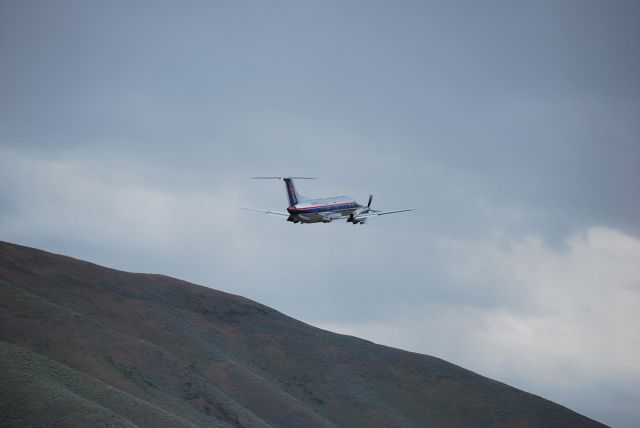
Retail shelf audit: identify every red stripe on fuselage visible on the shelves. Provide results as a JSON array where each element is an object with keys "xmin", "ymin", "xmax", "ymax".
[{"xmin": 289, "ymin": 201, "xmax": 358, "ymax": 212}]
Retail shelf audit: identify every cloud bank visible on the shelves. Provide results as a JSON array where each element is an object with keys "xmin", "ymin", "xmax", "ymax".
[{"xmin": 321, "ymin": 227, "xmax": 640, "ymax": 427}]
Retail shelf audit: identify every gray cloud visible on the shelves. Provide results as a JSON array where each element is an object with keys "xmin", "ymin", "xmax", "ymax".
[{"xmin": 1, "ymin": 1, "xmax": 639, "ymax": 426}]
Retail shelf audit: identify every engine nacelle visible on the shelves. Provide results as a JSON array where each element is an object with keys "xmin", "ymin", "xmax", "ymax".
[
  {"xmin": 351, "ymin": 207, "xmax": 369, "ymax": 218},
  {"xmin": 321, "ymin": 212, "xmax": 342, "ymax": 223}
]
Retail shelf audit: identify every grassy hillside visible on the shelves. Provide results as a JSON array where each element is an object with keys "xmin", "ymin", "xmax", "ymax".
[
  {"xmin": 0, "ymin": 340, "xmax": 201, "ymax": 428},
  {"xmin": 0, "ymin": 241, "xmax": 608, "ymax": 427}
]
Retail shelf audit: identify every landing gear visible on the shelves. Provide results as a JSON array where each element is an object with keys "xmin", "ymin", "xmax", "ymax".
[{"xmin": 347, "ymin": 215, "xmax": 367, "ymax": 225}]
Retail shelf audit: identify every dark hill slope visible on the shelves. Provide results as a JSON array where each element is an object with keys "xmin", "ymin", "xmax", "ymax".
[
  {"xmin": 0, "ymin": 241, "xmax": 607, "ymax": 427},
  {"xmin": 0, "ymin": 340, "xmax": 201, "ymax": 428}
]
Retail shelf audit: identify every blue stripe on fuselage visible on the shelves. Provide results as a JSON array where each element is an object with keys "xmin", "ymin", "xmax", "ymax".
[{"xmin": 288, "ymin": 202, "xmax": 359, "ymax": 214}]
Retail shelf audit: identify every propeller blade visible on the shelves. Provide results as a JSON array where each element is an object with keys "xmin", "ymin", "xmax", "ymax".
[{"xmin": 367, "ymin": 194, "xmax": 373, "ymax": 208}]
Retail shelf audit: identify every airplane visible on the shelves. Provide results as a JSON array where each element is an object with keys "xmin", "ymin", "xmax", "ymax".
[{"xmin": 240, "ymin": 177, "xmax": 415, "ymax": 225}]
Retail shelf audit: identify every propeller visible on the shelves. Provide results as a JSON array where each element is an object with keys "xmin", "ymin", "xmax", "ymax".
[
  {"xmin": 366, "ymin": 194, "xmax": 380, "ymax": 213},
  {"xmin": 349, "ymin": 194, "xmax": 377, "ymax": 224},
  {"xmin": 351, "ymin": 195, "xmax": 374, "ymax": 221}
]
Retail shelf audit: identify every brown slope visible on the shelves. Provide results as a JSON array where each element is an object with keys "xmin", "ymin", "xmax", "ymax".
[{"xmin": 0, "ymin": 240, "xmax": 608, "ymax": 428}]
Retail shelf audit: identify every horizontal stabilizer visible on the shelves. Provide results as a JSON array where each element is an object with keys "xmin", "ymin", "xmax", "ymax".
[
  {"xmin": 250, "ymin": 177, "xmax": 314, "ymax": 205},
  {"xmin": 250, "ymin": 176, "xmax": 316, "ymax": 180}
]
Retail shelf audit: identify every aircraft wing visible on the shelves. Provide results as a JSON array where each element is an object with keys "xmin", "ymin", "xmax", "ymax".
[
  {"xmin": 356, "ymin": 208, "xmax": 415, "ymax": 218},
  {"xmin": 238, "ymin": 207, "xmax": 289, "ymax": 217}
]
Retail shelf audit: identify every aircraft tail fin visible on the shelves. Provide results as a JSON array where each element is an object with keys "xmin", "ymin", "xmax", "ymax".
[{"xmin": 250, "ymin": 177, "xmax": 315, "ymax": 207}]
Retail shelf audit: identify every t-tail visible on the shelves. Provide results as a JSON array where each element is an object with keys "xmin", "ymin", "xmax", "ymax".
[{"xmin": 250, "ymin": 176, "xmax": 315, "ymax": 207}]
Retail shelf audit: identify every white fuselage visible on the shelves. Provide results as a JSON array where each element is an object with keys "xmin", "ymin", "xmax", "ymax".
[{"xmin": 287, "ymin": 196, "xmax": 361, "ymax": 223}]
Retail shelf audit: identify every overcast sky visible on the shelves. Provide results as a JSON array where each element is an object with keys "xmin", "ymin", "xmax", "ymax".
[{"xmin": 2, "ymin": 1, "xmax": 639, "ymax": 426}]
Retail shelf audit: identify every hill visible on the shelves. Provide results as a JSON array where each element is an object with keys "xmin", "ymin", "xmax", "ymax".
[{"xmin": 0, "ymin": 241, "xmax": 607, "ymax": 427}]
